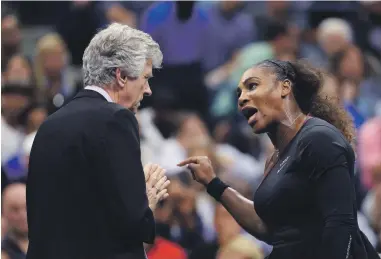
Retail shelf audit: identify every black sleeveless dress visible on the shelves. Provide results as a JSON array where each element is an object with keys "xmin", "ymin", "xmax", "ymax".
[{"xmin": 254, "ymin": 117, "xmax": 380, "ymax": 259}]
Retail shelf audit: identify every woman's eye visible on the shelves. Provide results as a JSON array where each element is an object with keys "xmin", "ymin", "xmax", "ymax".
[{"xmin": 248, "ymin": 83, "xmax": 258, "ymax": 90}]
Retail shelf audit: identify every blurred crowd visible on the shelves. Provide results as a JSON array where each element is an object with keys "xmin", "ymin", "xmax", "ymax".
[{"xmin": 1, "ymin": 1, "xmax": 381, "ymax": 259}]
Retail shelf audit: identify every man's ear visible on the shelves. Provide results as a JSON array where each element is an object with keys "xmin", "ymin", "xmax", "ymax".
[
  {"xmin": 116, "ymin": 68, "xmax": 127, "ymax": 88},
  {"xmin": 281, "ymin": 79, "xmax": 292, "ymax": 98}
]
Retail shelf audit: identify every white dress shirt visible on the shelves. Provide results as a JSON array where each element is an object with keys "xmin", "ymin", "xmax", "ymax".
[{"xmin": 84, "ymin": 85, "xmax": 113, "ymax": 102}]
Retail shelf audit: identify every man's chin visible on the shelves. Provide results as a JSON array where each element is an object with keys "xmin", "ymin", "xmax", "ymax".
[{"xmin": 129, "ymin": 107, "xmax": 138, "ymax": 114}]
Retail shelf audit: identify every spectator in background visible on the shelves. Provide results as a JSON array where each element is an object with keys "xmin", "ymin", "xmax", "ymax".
[
  {"xmin": 136, "ymin": 108, "xmax": 172, "ymax": 166},
  {"xmin": 359, "ymin": 75, "xmax": 381, "ymax": 119},
  {"xmin": 158, "ymin": 113, "xmax": 262, "ymax": 184},
  {"xmin": 99, "ymin": 1, "xmax": 153, "ymax": 29},
  {"xmin": 361, "ymin": 183, "xmax": 381, "ymax": 254},
  {"xmin": 150, "ymin": 177, "xmax": 205, "ymax": 252},
  {"xmin": 248, "ymin": 1, "xmax": 302, "ymax": 41},
  {"xmin": 331, "ymin": 45, "xmax": 380, "ymax": 125},
  {"xmin": 317, "ymin": 18, "xmax": 381, "ymax": 76},
  {"xmin": 230, "ymin": 19, "xmax": 297, "ymax": 85},
  {"xmin": 146, "ymin": 187, "xmax": 190, "ymax": 259},
  {"xmin": 1, "ymin": 183, "xmax": 28, "ymax": 259},
  {"xmin": 141, "ymin": 1, "xmax": 208, "ymax": 68},
  {"xmin": 171, "ymin": 183, "xmax": 205, "ymax": 251},
  {"xmin": 319, "ymin": 74, "xmax": 341, "ymax": 103},
  {"xmin": 317, "ymin": 18, "xmax": 354, "ymax": 57},
  {"xmin": 243, "ymin": 1, "xmax": 323, "ymax": 67},
  {"xmin": 2, "ymin": 54, "xmax": 34, "ymax": 86},
  {"xmin": 56, "ymin": 1, "xmax": 103, "ymax": 67},
  {"xmin": 1, "ymin": 83, "xmax": 40, "ymax": 183},
  {"xmin": 307, "ymin": 1, "xmax": 367, "ymax": 48},
  {"xmin": 358, "ymin": 117, "xmax": 381, "ymax": 190},
  {"xmin": 153, "ymin": 114, "xmax": 263, "ymax": 247},
  {"xmin": 22, "ymin": 104, "xmax": 47, "ymax": 135},
  {"xmin": 363, "ymin": 2, "xmax": 381, "ymax": 58},
  {"xmin": 217, "ymin": 235, "xmax": 263, "ymax": 259},
  {"xmin": 21, "ymin": 131, "xmax": 37, "ymax": 171},
  {"xmin": 189, "ymin": 203, "xmax": 240, "ymax": 259},
  {"xmin": 8, "ymin": 102, "xmax": 46, "ymax": 181},
  {"xmin": 203, "ymin": 1, "xmax": 255, "ymax": 72},
  {"xmin": 331, "ymin": 46, "xmax": 367, "ymax": 84},
  {"xmin": 1, "ymin": 10, "xmax": 22, "ymax": 71},
  {"xmin": 372, "ymin": 184, "xmax": 381, "ymax": 253},
  {"xmin": 330, "ymin": 46, "xmax": 367, "ymax": 128},
  {"xmin": 140, "ymin": 1, "xmax": 209, "ymax": 117},
  {"xmin": 1, "ymin": 83, "xmax": 33, "ymax": 165},
  {"xmin": 329, "ymin": 44, "xmax": 381, "ymax": 119},
  {"xmin": 2, "ymin": 215, "xmax": 8, "ymax": 240},
  {"xmin": 146, "ymin": 236, "xmax": 187, "ymax": 259},
  {"xmin": 207, "ymin": 19, "xmax": 296, "ymax": 120},
  {"xmin": 34, "ymin": 33, "xmax": 81, "ymax": 115},
  {"xmin": 157, "ymin": 113, "xmax": 211, "ymax": 176},
  {"xmin": 190, "ymin": 204, "xmax": 263, "ymax": 259}
]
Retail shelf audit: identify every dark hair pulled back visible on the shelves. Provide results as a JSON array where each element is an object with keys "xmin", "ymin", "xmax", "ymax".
[{"xmin": 256, "ymin": 59, "xmax": 355, "ymax": 145}]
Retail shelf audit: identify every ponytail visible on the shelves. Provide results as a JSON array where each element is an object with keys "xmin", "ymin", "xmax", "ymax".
[{"xmin": 310, "ymin": 94, "xmax": 356, "ymax": 146}]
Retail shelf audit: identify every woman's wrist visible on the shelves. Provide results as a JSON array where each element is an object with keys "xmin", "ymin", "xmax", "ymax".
[{"xmin": 206, "ymin": 177, "xmax": 229, "ymax": 202}]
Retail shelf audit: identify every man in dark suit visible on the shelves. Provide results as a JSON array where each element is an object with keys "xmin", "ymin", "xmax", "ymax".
[{"xmin": 26, "ymin": 23, "xmax": 168, "ymax": 259}]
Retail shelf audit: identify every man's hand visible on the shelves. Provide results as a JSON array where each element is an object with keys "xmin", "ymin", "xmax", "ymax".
[{"xmin": 144, "ymin": 163, "xmax": 170, "ymax": 211}]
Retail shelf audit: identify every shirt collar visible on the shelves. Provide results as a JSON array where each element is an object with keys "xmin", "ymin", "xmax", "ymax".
[{"xmin": 84, "ymin": 85, "xmax": 113, "ymax": 103}]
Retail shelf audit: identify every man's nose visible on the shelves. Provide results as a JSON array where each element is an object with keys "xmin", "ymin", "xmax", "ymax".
[{"xmin": 144, "ymin": 84, "xmax": 152, "ymax": 97}]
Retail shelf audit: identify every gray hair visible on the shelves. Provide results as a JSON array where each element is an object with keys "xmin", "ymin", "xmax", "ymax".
[
  {"xmin": 82, "ymin": 23, "xmax": 163, "ymax": 87},
  {"xmin": 317, "ymin": 18, "xmax": 353, "ymax": 44}
]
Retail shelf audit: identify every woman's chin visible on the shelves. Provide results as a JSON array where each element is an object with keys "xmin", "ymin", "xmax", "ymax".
[{"xmin": 250, "ymin": 122, "xmax": 268, "ymax": 134}]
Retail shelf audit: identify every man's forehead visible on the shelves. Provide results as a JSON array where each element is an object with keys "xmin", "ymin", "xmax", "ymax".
[
  {"xmin": 143, "ymin": 61, "xmax": 153, "ymax": 77},
  {"xmin": 144, "ymin": 69, "xmax": 153, "ymax": 78}
]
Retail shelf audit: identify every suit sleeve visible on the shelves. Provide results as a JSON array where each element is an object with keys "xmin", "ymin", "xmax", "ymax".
[
  {"xmin": 98, "ymin": 109, "xmax": 155, "ymax": 244},
  {"xmin": 299, "ymin": 126, "xmax": 357, "ymax": 259}
]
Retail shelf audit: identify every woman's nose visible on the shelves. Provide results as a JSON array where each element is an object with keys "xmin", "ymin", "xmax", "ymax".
[{"xmin": 238, "ymin": 94, "xmax": 249, "ymax": 108}]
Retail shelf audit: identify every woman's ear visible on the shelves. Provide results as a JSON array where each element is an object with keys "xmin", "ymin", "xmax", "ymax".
[{"xmin": 281, "ymin": 79, "xmax": 292, "ymax": 98}]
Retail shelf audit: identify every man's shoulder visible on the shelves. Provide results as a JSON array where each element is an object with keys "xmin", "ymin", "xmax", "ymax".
[
  {"xmin": 51, "ymin": 98, "xmax": 131, "ymax": 122},
  {"xmin": 39, "ymin": 99, "xmax": 136, "ymax": 138}
]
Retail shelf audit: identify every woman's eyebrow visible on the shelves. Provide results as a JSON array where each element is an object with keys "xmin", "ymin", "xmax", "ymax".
[{"xmin": 242, "ymin": 76, "xmax": 260, "ymax": 86}]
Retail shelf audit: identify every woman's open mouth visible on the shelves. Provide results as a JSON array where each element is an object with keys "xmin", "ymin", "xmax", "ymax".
[{"xmin": 241, "ymin": 106, "xmax": 258, "ymax": 126}]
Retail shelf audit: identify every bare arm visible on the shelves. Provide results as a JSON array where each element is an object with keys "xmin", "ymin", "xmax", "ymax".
[
  {"xmin": 220, "ymin": 187, "xmax": 268, "ymax": 241},
  {"xmin": 177, "ymin": 156, "xmax": 269, "ymax": 242}
]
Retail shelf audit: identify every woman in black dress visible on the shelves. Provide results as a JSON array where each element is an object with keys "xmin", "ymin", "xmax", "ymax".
[{"xmin": 178, "ymin": 60, "xmax": 380, "ymax": 259}]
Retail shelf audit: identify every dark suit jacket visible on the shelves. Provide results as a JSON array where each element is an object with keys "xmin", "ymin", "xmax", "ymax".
[{"xmin": 26, "ymin": 90, "xmax": 155, "ymax": 259}]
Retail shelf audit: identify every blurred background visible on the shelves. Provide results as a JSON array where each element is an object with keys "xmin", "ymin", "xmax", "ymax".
[{"xmin": 1, "ymin": 1, "xmax": 381, "ymax": 259}]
